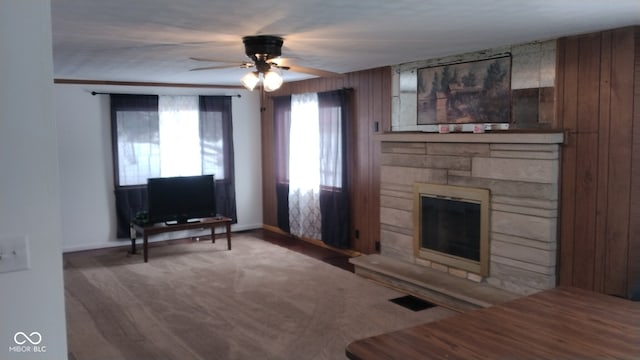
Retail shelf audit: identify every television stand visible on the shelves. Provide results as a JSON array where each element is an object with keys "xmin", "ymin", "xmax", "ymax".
[{"xmin": 129, "ymin": 216, "xmax": 232, "ymax": 262}]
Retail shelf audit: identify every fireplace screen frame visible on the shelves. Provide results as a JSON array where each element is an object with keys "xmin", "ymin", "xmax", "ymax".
[{"xmin": 413, "ymin": 183, "xmax": 490, "ymax": 276}]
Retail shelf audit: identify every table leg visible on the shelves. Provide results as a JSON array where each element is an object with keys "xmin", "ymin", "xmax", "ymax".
[
  {"xmin": 143, "ymin": 234, "xmax": 149, "ymax": 263},
  {"xmin": 226, "ymin": 222, "xmax": 231, "ymax": 250},
  {"xmin": 211, "ymin": 226, "xmax": 215, "ymax": 243}
]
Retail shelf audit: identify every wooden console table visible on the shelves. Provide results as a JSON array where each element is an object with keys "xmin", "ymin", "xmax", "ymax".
[
  {"xmin": 130, "ymin": 216, "xmax": 232, "ymax": 262},
  {"xmin": 346, "ymin": 287, "xmax": 640, "ymax": 359}
]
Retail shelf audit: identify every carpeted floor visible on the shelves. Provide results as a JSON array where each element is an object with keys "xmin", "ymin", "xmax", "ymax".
[{"xmin": 64, "ymin": 234, "xmax": 457, "ymax": 360}]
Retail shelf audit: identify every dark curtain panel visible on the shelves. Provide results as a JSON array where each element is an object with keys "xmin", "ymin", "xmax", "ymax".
[
  {"xmin": 200, "ymin": 96, "xmax": 237, "ymax": 222},
  {"xmin": 318, "ymin": 89, "xmax": 351, "ymax": 248},
  {"xmin": 114, "ymin": 186, "xmax": 147, "ymax": 238},
  {"xmin": 110, "ymin": 94, "xmax": 159, "ymax": 238},
  {"xmin": 273, "ymin": 96, "xmax": 292, "ymax": 232}
]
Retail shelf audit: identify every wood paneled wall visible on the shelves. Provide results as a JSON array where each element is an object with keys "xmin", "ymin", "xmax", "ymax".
[
  {"xmin": 260, "ymin": 68, "xmax": 392, "ymax": 253},
  {"xmin": 556, "ymin": 26, "xmax": 639, "ymax": 299}
]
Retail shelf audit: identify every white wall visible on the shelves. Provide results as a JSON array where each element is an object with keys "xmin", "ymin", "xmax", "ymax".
[
  {"xmin": 54, "ymin": 84, "xmax": 263, "ymax": 252},
  {"xmin": 0, "ymin": 1, "xmax": 68, "ymax": 359}
]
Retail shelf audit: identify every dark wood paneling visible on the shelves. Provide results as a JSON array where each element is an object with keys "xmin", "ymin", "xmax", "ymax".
[
  {"xmin": 629, "ymin": 29, "xmax": 640, "ymax": 300},
  {"xmin": 557, "ymin": 26, "xmax": 639, "ymax": 299},
  {"xmin": 260, "ymin": 68, "xmax": 391, "ymax": 253},
  {"xmin": 594, "ymin": 31, "xmax": 612, "ymax": 292},
  {"xmin": 557, "ymin": 36, "xmax": 578, "ymax": 286},
  {"xmin": 604, "ymin": 28, "xmax": 634, "ymax": 295},
  {"xmin": 572, "ymin": 132, "xmax": 598, "ymax": 289},
  {"xmin": 260, "ymin": 94, "xmax": 278, "ymax": 227}
]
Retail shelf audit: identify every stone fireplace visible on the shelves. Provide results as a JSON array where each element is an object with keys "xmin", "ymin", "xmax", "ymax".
[{"xmin": 373, "ymin": 132, "xmax": 563, "ymax": 296}]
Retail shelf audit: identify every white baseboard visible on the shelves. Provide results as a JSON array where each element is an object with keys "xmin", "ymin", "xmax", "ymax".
[{"xmin": 62, "ymin": 222, "xmax": 263, "ymax": 253}]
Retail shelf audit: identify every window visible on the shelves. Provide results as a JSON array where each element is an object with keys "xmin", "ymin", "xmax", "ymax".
[
  {"xmin": 112, "ymin": 95, "xmax": 228, "ymax": 186},
  {"xmin": 273, "ymin": 89, "xmax": 351, "ymax": 248},
  {"xmin": 110, "ymin": 94, "xmax": 236, "ymax": 237}
]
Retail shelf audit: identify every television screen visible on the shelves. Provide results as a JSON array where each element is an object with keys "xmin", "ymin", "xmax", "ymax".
[{"xmin": 147, "ymin": 174, "xmax": 216, "ymax": 224}]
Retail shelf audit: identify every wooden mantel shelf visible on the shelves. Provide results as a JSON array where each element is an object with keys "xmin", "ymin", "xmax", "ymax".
[{"xmin": 374, "ymin": 131, "xmax": 565, "ymax": 144}]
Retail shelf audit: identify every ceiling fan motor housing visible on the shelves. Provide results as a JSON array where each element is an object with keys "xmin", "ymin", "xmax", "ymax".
[{"xmin": 243, "ymin": 35, "xmax": 283, "ymax": 62}]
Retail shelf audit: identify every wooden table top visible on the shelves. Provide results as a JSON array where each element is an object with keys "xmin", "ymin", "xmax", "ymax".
[{"xmin": 346, "ymin": 286, "xmax": 640, "ymax": 359}]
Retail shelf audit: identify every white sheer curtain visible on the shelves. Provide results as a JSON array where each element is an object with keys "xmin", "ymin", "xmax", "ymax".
[
  {"xmin": 288, "ymin": 92, "xmax": 322, "ymax": 239},
  {"xmin": 158, "ymin": 95, "xmax": 201, "ymax": 177}
]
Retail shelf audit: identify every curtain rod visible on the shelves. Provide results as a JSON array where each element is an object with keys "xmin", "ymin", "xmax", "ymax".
[{"xmin": 90, "ymin": 91, "xmax": 242, "ymax": 98}]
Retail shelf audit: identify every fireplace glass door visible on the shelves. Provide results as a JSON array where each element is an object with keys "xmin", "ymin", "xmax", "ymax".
[
  {"xmin": 413, "ymin": 183, "xmax": 489, "ymax": 276},
  {"xmin": 420, "ymin": 196, "xmax": 480, "ymax": 262}
]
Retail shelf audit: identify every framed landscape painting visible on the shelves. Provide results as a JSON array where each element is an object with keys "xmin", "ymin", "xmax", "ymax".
[{"xmin": 417, "ymin": 56, "xmax": 511, "ymax": 125}]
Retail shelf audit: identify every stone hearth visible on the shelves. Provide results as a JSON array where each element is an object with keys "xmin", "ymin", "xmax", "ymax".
[{"xmin": 354, "ymin": 132, "xmax": 564, "ymax": 300}]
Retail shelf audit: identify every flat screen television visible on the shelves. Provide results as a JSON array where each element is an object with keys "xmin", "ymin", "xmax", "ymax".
[{"xmin": 147, "ymin": 174, "xmax": 216, "ymax": 224}]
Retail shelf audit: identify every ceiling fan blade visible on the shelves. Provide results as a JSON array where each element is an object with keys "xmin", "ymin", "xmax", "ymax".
[
  {"xmin": 189, "ymin": 64, "xmax": 250, "ymax": 72},
  {"xmin": 285, "ymin": 64, "xmax": 343, "ymax": 78},
  {"xmin": 189, "ymin": 57, "xmax": 244, "ymax": 63}
]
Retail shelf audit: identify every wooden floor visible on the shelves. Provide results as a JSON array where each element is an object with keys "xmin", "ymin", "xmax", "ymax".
[{"xmin": 346, "ymin": 286, "xmax": 640, "ymax": 359}]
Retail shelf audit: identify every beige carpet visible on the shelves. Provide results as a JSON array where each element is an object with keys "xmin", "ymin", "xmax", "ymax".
[{"xmin": 64, "ymin": 234, "xmax": 456, "ymax": 360}]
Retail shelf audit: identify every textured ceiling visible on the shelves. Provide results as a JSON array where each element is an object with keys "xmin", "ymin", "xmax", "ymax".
[{"xmin": 51, "ymin": 0, "xmax": 640, "ymax": 87}]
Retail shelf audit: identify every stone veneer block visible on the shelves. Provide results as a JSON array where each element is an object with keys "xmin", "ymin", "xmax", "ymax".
[
  {"xmin": 431, "ymin": 263, "xmax": 448, "ymax": 273},
  {"xmin": 472, "ymin": 157, "xmax": 559, "ymax": 184},
  {"xmin": 380, "ymin": 229, "xmax": 413, "ymax": 262},
  {"xmin": 489, "ymin": 142, "xmax": 559, "ymax": 160},
  {"xmin": 490, "ymin": 143, "xmax": 560, "ymax": 153},
  {"xmin": 488, "ymin": 262, "xmax": 556, "ymax": 294},
  {"xmin": 381, "ymin": 165, "xmax": 447, "ymax": 186},
  {"xmin": 492, "ymin": 232, "xmax": 557, "ymax": 251},
  {"xmin": 381, "ymin": 142, "xmax": 426, "ymax": 154},
  {"xmin": 380, "ymin": 183, "xmax": 413, "ymax": 195},
  {"xmin": 491, "ymin": 254, "xmax": 555, "ymax": 275},
  {"xmin": 381, "ymin": 223, "xmax": 413, "ymax": 237},
  {"xmin": 380, "ymin": 207, "xmax": 412, "ymax": 229},
  {"xmin": 448, "ymin": 268, "xmax": 468, "ymax": 279},
  {"xmin": 492, "ymin": 211, "xmax": 556, "ymax": 243},
  {"xmin": 491, "ymin": 195, "xmax": 558, "ymax": 210},
  {"xmin": 382, "ymin": 153, "xmax": 470, "ymax": 170},
  {"xmin": 491, "ymin": 202, "xmax": 558, "ymax": 218},
  {"xmin": 489, "ymin": 149, "xmax": 559, "ymax": 160},
  {"xmin": 414, "ymin": 257, "xmax": 432, "ymax": 268},
  {"xmin": 467, "ymin": 273, "xmax": 483, "ymax": 283},
  {"xmin": 447, "ymin": 170, "xmax": 472, "ymax": 177},
  {"xmin": 490, "ymin": 239, "xmax": 556, "ymax": 267},
  {"xmin": 448, "ymin": 176, "xmax": 557, "ymax": 200},
  {"xmin": 380, "ymin": 195, "xmax": 412, "ymax": 211},
  {"xmin": 427, "ymin": 143, "xmax": 490, "ymax": 156}
]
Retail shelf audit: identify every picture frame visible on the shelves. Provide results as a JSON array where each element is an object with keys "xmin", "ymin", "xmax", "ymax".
[{"xmin": 417, "ymin": 56, "xmax": 512, "ymax": 126}]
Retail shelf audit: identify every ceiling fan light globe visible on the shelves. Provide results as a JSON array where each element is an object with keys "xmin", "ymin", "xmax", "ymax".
[
  {"xmin": 263, "ymin": 70, "xmax": 283, "ymax": 92},
  {"xmin": 241, "ymin": 71, "xmax": 260, "ymax": 91}
]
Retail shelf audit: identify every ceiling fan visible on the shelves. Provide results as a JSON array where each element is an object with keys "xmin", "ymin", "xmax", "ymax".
[{"xmin": 190, "ymin": 35, "xmax": 342, "ymax": 91}]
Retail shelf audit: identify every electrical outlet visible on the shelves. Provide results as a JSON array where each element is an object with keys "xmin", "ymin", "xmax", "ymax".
[{"xmin": 0, "ymin": 235, "xmax": 30, "ymax": 273}]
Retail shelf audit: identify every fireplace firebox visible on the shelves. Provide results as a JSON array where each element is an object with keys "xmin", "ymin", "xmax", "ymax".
[{"xmin": 413, "ymin": 183, "xmax": 490, "ymax": 276}]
